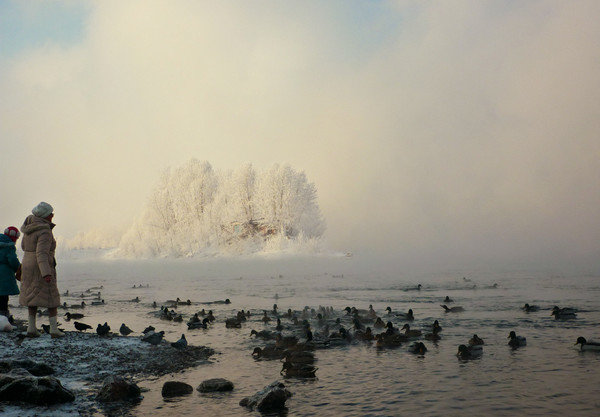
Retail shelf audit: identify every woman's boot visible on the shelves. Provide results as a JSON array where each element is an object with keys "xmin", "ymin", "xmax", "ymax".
[
  {"xmin": 49, "ymin": 315, "xmax": 65, "ymax": 338},
  {"xmin": 27, "ymin": 313, "xmax": 41, "ymax": 337}
]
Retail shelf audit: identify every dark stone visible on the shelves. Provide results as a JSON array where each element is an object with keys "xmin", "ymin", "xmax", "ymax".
[
  {"xmin": 239, "ymin": 381, "xmax": 292, "ymax": 412},
  {"xmin": 96, "ymin": 376, "xmax": 142, "ymax": 402},
  {"xmin": 10, "ymin": 359, "xmax": 55, "ymax": 376},
  {"xmin": 0, "ymin": 361, "xmax": 11, "ymax": 374},
  {"xmin": 197, "ymin": 378, "xmax": 234, "ymax": 393},
  {"xmin": 161, "ymin": 381, "xmax": 193, "ymax": 397},
  {"xmin": 0, "ymin": 376, "xmax": 75, "ymax": 405}
]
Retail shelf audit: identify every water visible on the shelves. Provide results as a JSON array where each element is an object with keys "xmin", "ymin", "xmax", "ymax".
[{"xmin": 4, "ymin": 254, "xmax": 600, "ymax": 416}]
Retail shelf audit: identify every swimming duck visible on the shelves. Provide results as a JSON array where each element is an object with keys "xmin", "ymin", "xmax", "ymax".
[
  {"xmin": 64, "ymin": 312, "xmax": 84, "ymax": 320},
  {"xmin": 275, "ymin": 318, "xmax": 283, "ymax": 331},
  {"xmin": 355, "ymin": 327, "xmax": 374, "ymax": 341},
  {"xmin": 444, "ymin": 296, "xmax": 453, "ymax": 303},
  {"xmin": 401, "ymin": 323, "xmax": 422, "ymax": 338},
  {"xmin": 457, "ymin": 344, "xmax": 483, "ymax": 360},
  {"xmin": 188, "ymin": 318, "xmax": 209, "ymax": 329},
  {"xmin": 96, "ymin": 322, "xmax": 111, "ymax": 336},
  {"xmin": 441, "ymin": 305, "xmax": 464, "ymax": 313},
  {"xmin": 73, "ymin": 321, "xmax": 92, "ymax": 332},
  {"xmin": 376, "ymin": 332, "xmax": 407, "ymax": 348},
  {"xmin": 469, "ymin": 334, "xmax": 484, "ymax": 346},
  {"xmin": 91, "ymin": 299, "xmax": 104, "ymax": 306},
  {"xmin": 280, "ymin": 362, "xmax": 317, "ymax": 378},
  {"xmin": 575, "ymin": 337, "xmax": 600, "ymax": 351},
  {"xmin": 225, "ymin": 317, "xmax": 242, "ymax": 328},
  {"xmin": 522, "ymin": 303, "xmax": 540, "ymax": 312},
  {"xmin": 551, "ymin": 306, "xmax": 577, "ymax": 320},
  {"xmin": 367, "ymin": 305, "xmax": 378, "ymax": 319},
  {"xmin": 424, "ymin": 328, "xmax": 441, "ymax": 342},
  {"xmin": 508, "ymin": 331, "xmax": 526, "ymax": 348},
  {"xmin": 188, "ymin": 313, "xmax": 200, "ymax": 324},
  {"xmin": 206, "ymin": 310, "xmax": 215, "ymax": 322},
  {"xmin": 70, "ymin": 301, "xmax": 86, "ymax": 309},
  {"xmin": 276, "ymin": 334, "xmax": 299, "ymax": 348},
  {"xmin": 252, "ymin": 345, "xmax": 286, "ymax": 360},
  {"xmin": 405, "ymin": 284, "xmax": 422, "ymax": 291},
  {"xmin": 408, "ymin": 341, "xmax": 427, "ymax": 354},
  {"xmin": 373, "ymin": 317, "xmax": 385, "ymax": 329},
  {"xmin": 250, "ymin": 329, "xmax": 277, "ymax": 340},
  {"xmin": 171, "ymin": 334, "xmax": 187, "ymax": 349},
  {"xmin": 283, "ymin": 350, "xmax": 315, "ymax": 365},
  {"xmin": 261, "ymin": 311, "xmax": 271, "ymax": 323},
  {"xmin": 432, "ymin": 320, "xmax": 442, "ymax": 333},
  {"xmin": 119, "ymin": 323, "xmax": 134, "ymax": 336}
]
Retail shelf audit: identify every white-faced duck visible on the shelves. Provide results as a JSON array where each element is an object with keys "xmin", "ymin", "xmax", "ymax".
[
  {"xmin": 508, "ymin": 331, "xmax": 526, "ymax": 348},
  {"xmin": 441, "ymin": 305, "xmax": 464, "ymax": 313},
  {"xmin": 575, "ymin": 337, "xmax": 600, "ymax": 351}
]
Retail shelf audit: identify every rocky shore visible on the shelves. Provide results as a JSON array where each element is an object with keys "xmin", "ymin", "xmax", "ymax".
[{"xmin": 0, "ymin": 322, "xmax": 214, "ymax": 415}]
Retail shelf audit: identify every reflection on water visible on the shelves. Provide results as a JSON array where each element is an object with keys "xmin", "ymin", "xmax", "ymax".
[{"xmin": 6, "ymin": 255, "xmax": 600, "ymax": 416}]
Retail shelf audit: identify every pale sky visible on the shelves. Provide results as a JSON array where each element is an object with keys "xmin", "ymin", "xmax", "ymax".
[{"xmin": 1, "ymin": 1, "xmax": 599, "ymax": 271}]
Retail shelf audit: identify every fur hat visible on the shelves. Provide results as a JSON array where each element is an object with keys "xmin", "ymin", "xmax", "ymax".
[
  {"xmin": 3, "ymin": 226, "xmax": 20, "ymax": 242},
  {"xmin": 32, "ymin": 201, "xmax": 53, "ymax": 219}
]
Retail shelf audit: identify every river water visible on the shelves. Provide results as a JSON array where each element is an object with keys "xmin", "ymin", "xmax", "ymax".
[{"xmin": 4, "ymin": 254, "xmax": 600, "ymax": 416}]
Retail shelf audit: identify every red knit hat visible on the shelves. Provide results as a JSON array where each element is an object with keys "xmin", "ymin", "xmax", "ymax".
[{"xmin": 4, "ymin": 226, "xmax": 20, "ymax": 242}]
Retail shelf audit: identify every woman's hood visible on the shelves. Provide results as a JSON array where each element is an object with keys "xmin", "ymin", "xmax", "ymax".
[{"xmin": 21, "ymin": 214, "xmax": 55, "ymax": 235}]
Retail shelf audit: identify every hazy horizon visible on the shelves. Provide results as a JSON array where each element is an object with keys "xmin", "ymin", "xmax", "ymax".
[{"xmin": 1, "ymin": 1, "xmax": 599, "ymax": 272}]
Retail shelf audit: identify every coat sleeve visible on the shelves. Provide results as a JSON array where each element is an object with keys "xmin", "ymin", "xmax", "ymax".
[
  {"xmin": 36, "ymin": 230, "xmax": 54, "ymax": 277},
  {"xmin": 6, "ymin": 245, "xmax": 20, "ymax": 272}
]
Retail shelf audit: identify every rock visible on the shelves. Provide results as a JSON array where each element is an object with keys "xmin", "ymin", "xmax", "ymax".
[
  {"xmin": 11, "ymin": 359, "xmax": 54, "ymax": 376},
  {"xmin": 197, "ymin": 378, "xmax": 234, "ymax": 393},
  {"xmin": 0, "ymin": 376, "xmax": 75, "ymax": 405},
  {"xmin": 239, "ymin": 381, "xmax": 292, "ymax": 412},
  {"xmin": 96, "ymin": 376, "xmax": 142, "ymax": 402},
  {"xmin": 161, "ymin": 381, "xmax": 193, "ymax": 397}
]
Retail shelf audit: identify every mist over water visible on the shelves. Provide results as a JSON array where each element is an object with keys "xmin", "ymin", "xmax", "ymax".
[{"xmin": 4, "ymin": 254, "xmax": 599, "ymax": 416}]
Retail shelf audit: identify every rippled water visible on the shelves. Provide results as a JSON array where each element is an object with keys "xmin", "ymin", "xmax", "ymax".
[{"xmin": 5, "ymin": 255, "xmax": 600, "ymax": 416}]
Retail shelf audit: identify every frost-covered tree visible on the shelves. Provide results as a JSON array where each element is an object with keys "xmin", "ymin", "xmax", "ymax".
[{"xmin": 115, "ymin": 159, "xmax": 325, "ymax": 258}]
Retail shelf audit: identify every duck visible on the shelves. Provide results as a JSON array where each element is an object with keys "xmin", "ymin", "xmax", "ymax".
[
  {"xmin": 142, "ymin": 330, "xmax": 165, "ymax": 345},
  {"xmin": 70, "ymin": 301, "xmax": 86, "ymax": 309},
  {"xmin": 457, "ymin": 344, "xmax": 483, "ymax": 360},
  {"xmin": 283, "ymin": 350, "xmax": 315, "ymax": 365},
  {"xmin": 276, "ymin": 334, "xmax": 299, "ymax": 349},
  {"xmin": 508, "ymin": 331, "xmax": 526, "ymax": 348},
  {"xmin": 385, "ymin": 307, "xmax": 414, "ymax": 320},
  {"xmin": 405, "ymin": 284, "xmax": 422, "ymax": 291},
  {"xmin": 171, "ymin": 334, "xmax": 188, "ymax": 349},
  {"xmin": 280, "ymin": 362, "xmax": 317, "ymax": 378},
  {"xmin": 355, "ymin": 327, "xmax": 374, "ymax": 341},
  {"xmin": 574, "ymin": 337, "xmax": 600, "ymax": 351},
  {"xmin": 275, "ymin": 318, "xmax": 283, "ymax": 331},
  {"xmin": 373, "ymin": 317, "xmax": 385, "ymax": 329},
  {"xmin": 142, "ymin": 325, "xmax": 155, "ymax": 334},
  {"xmin": 91, "ymin": 299, "xmax": 105, "ymax": 306},
  {"xmin": 131, "ymin": 297, "xmax": 140, "ymax": 303},
  {"xmin": 252, "ymin": 345, "xmax": 286, "ymax": 360},
  {"xmin": 188, "ymin": 318, "xmax": 209, "ymax": 329},
  {"xmin": 444, "ymin": 296, "xmax": 454, "ymax": 303},
  {"xmin": 522, "ymin": 303, "xmax": 540, "ymax": 312},
  {"xmin": 96, "ymin": 322, "xmax": 111, "ymax": 336},
  {"xmin": 375, "ymin": 332, "xmax": 407, "ymax": 348},
  {"xmin": 206, "ymin": 310, "xmax": 215, "ymax": 322},
  {"xmin": 172, "ymin": 314, "xmax": 183, "ymax": 323},
  {"xmin": 551, "ymin": 306, "xmax": 577, "ymax": 320},
  {"xmin": 401, "ymin": 323, "xmax": 422, "ymax": 338},
  {"xmin": 468, "ymin": 334, "xmax": 484, "ymax": 346},
  {"xmin": 64, "ymin": 312, "xmax": 84, "ymax": 320},
  {"xmin": 367, "ymin": 305, "xmax": 378, "ymax": 319},
  {"xmin": 250, "ymin": 329, "xmax": 277, "ymax": 340},
  {"xmin": 188, "ymin": 313, "xmax": 200, "ymax": 324},
  {"xmin": 408, "ymin": 341, "xmax": 427, "ymax": 354},
  {"xmin": 73, "ymin": 321, "xmax": 92, "ymax": 332},
  {"xmin": 432, "ymin": 320, "xmax": 442, "ymax": 333},
  {"xmin": 424, "ymin": 328, "xmax": 441, "ymax": 342},
  {"xmin": 441, "ymin": 305, "xmax": 464, "ymax": 313},
  {"xmin": 261, "ymin": 311, "xmax": 271, "ymax": 323},
  {"xmin": 119, "ymin": 323, "xmax": 134, "ymax": 336},
  {"xmin": 225, "ymin": 317, "xmax": 242, "ymax": 328}
]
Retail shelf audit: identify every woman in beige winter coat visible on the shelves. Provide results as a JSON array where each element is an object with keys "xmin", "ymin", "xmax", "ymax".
[{"xmin": 19, "ymin": 202, "xmax": 63, "ymax": 338}]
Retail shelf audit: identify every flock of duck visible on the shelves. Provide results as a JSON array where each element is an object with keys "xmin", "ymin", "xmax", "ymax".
[{"xmin": 33, "ymin": 282, "xmax": 600, "ymax": 381}]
